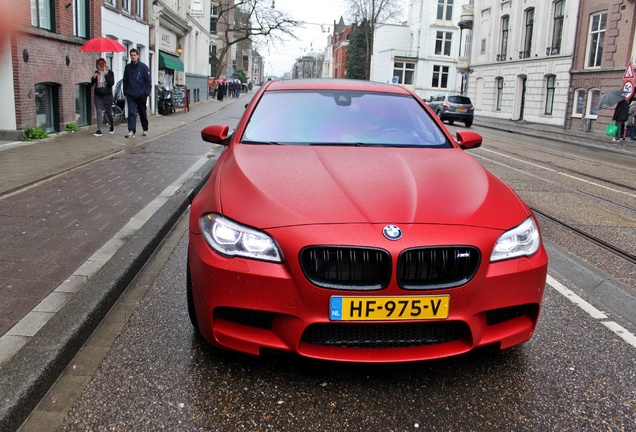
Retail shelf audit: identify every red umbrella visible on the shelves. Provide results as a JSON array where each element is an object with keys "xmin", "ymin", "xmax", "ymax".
[{"xmin": 80, "ymin": 37, "xmax": 126, "ymax": 53}]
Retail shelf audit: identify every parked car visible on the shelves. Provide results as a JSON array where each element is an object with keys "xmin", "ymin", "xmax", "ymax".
[
  {"xmin": 428, "ymin": 93, "xmax": 474, "ymax": 127},
  {"xmin": 188, "ymin": 79, "xmax": 548, "ymax": 363}
]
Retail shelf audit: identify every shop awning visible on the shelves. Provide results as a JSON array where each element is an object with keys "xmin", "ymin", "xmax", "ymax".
[{"xmin": 159, "ymin": 51, "xmax": 184, "ymax": 71}]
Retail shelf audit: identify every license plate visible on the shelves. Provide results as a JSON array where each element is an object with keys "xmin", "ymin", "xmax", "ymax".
[
  {"xmin": 330, "ymin": 295, "xmax": 450, "ymax": 321},
  {"xmin": 456, "ymin": 108, "xmax": 467, "ymax": 112}
]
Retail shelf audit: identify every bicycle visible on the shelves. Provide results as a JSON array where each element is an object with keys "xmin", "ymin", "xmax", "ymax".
[{"xmin": 111, "ymin": 103, "xmax": 124, "ymax": 125}]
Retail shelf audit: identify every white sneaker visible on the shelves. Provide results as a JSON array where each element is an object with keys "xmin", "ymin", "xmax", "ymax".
[
  {"xmin": 142, "ymin": 130, "xmax": 148, "ymax": 136},
  {"xmin": 125, "ymin": 131, "xmax": 135, "ymax": 138},
  {"xmin": 612, "ymin": 137, "xmax": 621, "ymax": 142}
]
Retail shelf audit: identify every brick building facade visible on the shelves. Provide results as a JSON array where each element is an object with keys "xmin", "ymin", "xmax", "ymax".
[
  {"xmin": 4, "ymin": 1, "xmax": 104, "ymax": 138},
  {"xmin": 567, "ymin": 0, "xmax": 636, "ymax": 132}
]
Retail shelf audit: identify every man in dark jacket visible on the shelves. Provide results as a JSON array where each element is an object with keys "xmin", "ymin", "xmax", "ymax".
[
  {"xmin": 612, "ymin": 98, "xmax": 629, "ymax": 142},
  {"xmin": 123, "ymin": 48, "xmax": 152, "ymax": 138}
]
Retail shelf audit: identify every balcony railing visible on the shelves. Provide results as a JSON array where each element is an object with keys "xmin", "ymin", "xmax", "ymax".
[
  {"xmin": 496, "ymin": 54, "xmax": 507, "ymax": 62},
  {"xmin": 519, "ymin": 50, "xmax": 531, "ymax": 59}
]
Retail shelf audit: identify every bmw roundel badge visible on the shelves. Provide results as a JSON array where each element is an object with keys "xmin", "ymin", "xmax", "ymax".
[{"xmin": 383, "ymin": 225, "xmax": 403, "ymax": 241}]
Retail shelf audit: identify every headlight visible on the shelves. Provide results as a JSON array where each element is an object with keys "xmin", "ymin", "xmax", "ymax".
[
  {"xmin": 200, "ymin": 213, "xmax": 282, "ymax": 263},
  {"xmin": 490, "ymin": 217, "xmax": 541, "ymax": 262}
]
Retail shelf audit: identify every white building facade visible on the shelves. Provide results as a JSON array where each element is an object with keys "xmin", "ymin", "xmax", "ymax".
[
  {"xmin": 466, "ymin": 0, "xmax": 579, "ymax": 126},
  {"xmin": 184, "ymin": 0, "xmax": 213, "ymax": 103},
  {"xmin": 370, "ymin": 0, "xmax": 471, "ymax": 101}
]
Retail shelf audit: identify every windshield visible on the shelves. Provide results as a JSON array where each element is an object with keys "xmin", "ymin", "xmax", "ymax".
[{"xmin": 241, "ymin": 90, "xmax": 451, "ymax": 147}]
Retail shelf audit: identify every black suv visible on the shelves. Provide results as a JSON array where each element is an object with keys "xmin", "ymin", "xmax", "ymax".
[{"xmin": 428, "ymin": 93, "xmax": 474, "ymax": 127}]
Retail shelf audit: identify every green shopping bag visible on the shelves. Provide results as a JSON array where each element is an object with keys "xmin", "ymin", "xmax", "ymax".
[{"xmin": 605, "ymin": 121, "xmax": 618, "ymax": 137}]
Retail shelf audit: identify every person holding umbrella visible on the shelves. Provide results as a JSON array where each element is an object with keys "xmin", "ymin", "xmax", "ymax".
[
  {"xmin": 612, "ymin": 98, "xmax": 630, "ymax": 142},
  {"xmin": 123, "ymin": 48, "xmax": 152, "ymax": 138},
  {"xmin": 90, "ymin": 58, "xmax": 115, "ymax": 137}
]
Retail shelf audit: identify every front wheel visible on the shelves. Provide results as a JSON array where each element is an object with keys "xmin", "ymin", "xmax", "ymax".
[
  {"xmin": 111, "ymin": 105, "xmax": 124, "ymax": 125},
  {"xmin": 186, "ymin": 256, "xmax": 199, "ymax": 330}
]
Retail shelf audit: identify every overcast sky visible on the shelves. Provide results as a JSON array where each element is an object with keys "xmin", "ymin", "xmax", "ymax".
[{"xmin": 260, "ymin": 0, "xmax": 348, "ymax": 77}]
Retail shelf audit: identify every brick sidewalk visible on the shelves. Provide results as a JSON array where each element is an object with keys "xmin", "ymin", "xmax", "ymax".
[{"xmin": 0, "ymin": 96, "xmax": 241, "ymax": 341}]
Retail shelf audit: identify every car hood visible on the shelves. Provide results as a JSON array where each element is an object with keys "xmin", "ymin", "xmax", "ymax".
[{"xmin": 218, "ymin": 145, "xmax": 529, "ymax": 230}]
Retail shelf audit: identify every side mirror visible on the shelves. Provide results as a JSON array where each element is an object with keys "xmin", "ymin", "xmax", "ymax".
[
  {"xmin": 201, "ymin": 125, "xmax": 230, "ymax": 145},
  {"xmin": 456, "ymin": 130, "xmax": 482, "ymax": 150}
]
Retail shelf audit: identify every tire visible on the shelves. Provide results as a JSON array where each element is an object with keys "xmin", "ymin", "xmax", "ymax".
[
  {"xmin": 464, "ymin": 119, "xmax": 473, "ymax": 127},
  {"xmin": 111, "ymin": 105, "xmax": 124, "ymax": 125},
  {"xmin": 186, "ymin": 256, "xmax": 199, "ymax": 330}
]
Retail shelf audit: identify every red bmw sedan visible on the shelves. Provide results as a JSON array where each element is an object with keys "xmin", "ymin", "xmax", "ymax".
[{"xmin": 188, "ymin": 79, "xmax": 548, "ymax": 363}]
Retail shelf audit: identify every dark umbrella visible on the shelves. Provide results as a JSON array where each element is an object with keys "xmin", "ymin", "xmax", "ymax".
[
  {"xmin": 595, "ymin": 89, "xmax": 630, "ymax": 109},
  {"xmin": 80, "ymin": 37, "xmax": 126, "ymax": 53}
]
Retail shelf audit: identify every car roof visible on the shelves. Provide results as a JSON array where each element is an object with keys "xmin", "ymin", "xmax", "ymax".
[{"xmin": 263, "ymin": 79, "xmax": 414, "ymax": 96}]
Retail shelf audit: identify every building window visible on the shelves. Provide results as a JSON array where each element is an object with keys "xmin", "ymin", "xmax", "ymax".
[
  {"xmin": 550, "ymin": 0, "xmax": 564, "ymax": 55},
  {"xmin": 481, "ymin": 39, "xmax": 486, "ymax": 54},
  {"xmin": 73, "ymin": 0, "xmax": 89, "ymax": 38},
  {"xmin": 545, "ymin": 75, "xmax": 555, "ymax": 115},
  {"xmin": 587, "ymin": 89, "xmax": 601, "ymax": 118},
  {"xmin": 573, "ymin": 89, "xmax": 585, "ymax": 117},
  {"xmin": 432, "ymin": 65, "xmax": 449, "ymax": 88},
  {"xmin": 521, "ymin": 8, "xmax": 534, "ymax": 59},
  {"xmin": 437, "ymin": 0, "xmax": 454, "ymax": 21},
  {"xmin": 435, "ymin": 31, "xmax": 452, "ymax": 56},
  {"xmin": 210, "ymin": 5, "xmax": 218, "ymax": 34},
  {"xmin": 587, "ymin": 12, "xmax": 606, "ymax": 68},
  {"xmin": 135, "ymin": 0, "xmax": 143, "ymax": 18},
  {"xmin": 498, "ymin": 16, "xmax": 509, "ymax": 61},
  {"xmin": 393, "ymin": 61, "xmax": 415, "ymax": 85},
  {"xmin": 496, "ymin": 77, "xmax": 504, "ymax": 111},
  {"xmin": 35, "ymin": 83, "xmax": 59, "ymax": 133},
  {"xmin": 30, "ymin": 0, "xmax": 55, "ymax": 31},
  {"xmin": 75, "ymin": 84, "xmax": 91, "ymax": 126},
  {"xmin": 122, "ymin": 0, "xmax": 131, "ymax": 14}
]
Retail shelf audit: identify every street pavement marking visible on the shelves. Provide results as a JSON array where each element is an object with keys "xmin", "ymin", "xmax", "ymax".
[
  {"xmin": 0, "ymin": 153, "xmax": 217, "ymax": 367},
  {"xmin": 547, "ymin": 275, "xmax": 636, "ymax": 349}
]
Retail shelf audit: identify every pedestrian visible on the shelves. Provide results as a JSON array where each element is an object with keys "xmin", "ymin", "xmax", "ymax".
[
  {"xmin": 217, "ymin": 81, "xmax": 226, "ymax": 101},
  {"xmin": 626, "ymin": 97, "xmax": 636, "ymax": 142},
  {"xmin": 209, "ymin": 80, "xmax": 218, "ymax": 100},
  {"xmin": 612, "ymin": 98, "xmax": 629, "ymax": 142},
  {"xmin": 122, "ymin": 48, "xmax": 151, "ymax": 138},
  {"xmin": 91, "ymin": 58, "xmax": 115, "ymax": 137}
]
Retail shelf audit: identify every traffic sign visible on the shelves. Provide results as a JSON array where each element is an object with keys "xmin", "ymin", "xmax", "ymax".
[
  {"xmin": 622, "ymin": 80, "xmax": 635, "ymax": 100},
  {"xmin": 624, "ymin": 61, "xmax": 634, "ymax": 79}
]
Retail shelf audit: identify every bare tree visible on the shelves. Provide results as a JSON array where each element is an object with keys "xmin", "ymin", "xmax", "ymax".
[
  {"xmin": 213, "ymin": 0, "xmax": 301, "ymax": 79},
  {"xmin": 343, "ymin": 0, "xmax": 404, "ymax": 79}
]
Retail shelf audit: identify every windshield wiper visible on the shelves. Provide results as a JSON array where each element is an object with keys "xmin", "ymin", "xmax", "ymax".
[
  {"xmin": 241, "ymin": 140, "xmax": 282, "ymax": 145},
  {"xmin": 308, "ymin": 142, "xmax": 366, "ymax": 146}
]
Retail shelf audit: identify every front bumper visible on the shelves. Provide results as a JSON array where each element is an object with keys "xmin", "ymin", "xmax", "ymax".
[{"xmin": 188, "ymin": 223, "xmax": 548, "ymax": 363}]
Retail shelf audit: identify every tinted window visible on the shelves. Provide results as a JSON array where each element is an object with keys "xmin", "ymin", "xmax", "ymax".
[
  {"xmin": 242, "ymin": 91, "xmax": 450, "ymax": 147},
  {"xmin": 448, "ymin": 96, "xmax": 472, "ymax": 104}
]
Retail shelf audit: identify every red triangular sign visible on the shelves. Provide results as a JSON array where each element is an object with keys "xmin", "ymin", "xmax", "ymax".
[{"xmin": 624, "ymin": 61, "xmax": 635, "ymax": 79}]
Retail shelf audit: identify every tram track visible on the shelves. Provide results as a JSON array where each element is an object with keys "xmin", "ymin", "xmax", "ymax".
[
  {"xmin": 469, "ymin": 147, "xmax": 636, "ymax": 272},
  {"xmin": 533, "ymin": 208, "xmax": 636, "ymax": 266}
]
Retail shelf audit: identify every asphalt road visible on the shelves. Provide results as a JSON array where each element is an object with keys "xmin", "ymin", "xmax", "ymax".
[{"xmin": 38, "ymin": 227, "xmax": 636, "ymax": 431}]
